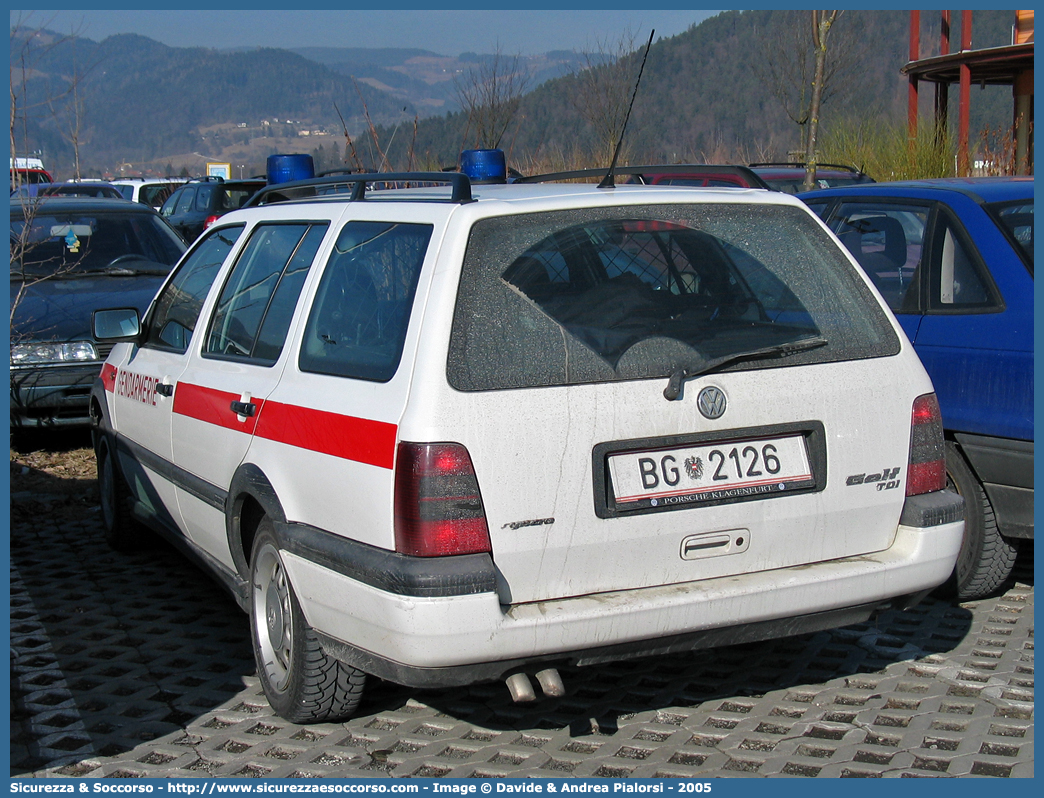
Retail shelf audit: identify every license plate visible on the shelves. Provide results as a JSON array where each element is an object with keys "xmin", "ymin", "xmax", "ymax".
[{"xmin": 608, "ymin": 433, "xmax": 813, "ymax": 508}]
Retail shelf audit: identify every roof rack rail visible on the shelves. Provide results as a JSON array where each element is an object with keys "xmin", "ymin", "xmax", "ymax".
[
  {"xmin": 750, "ymin": 162, "xmax": 863, "ymax": 174},
  {"xmin": 514, "ymin": 164, "xmax": 770, "ymax": 189},
  {"xmin": 244, "ymin": 171, "xmax": 475, "ymax": 207}
]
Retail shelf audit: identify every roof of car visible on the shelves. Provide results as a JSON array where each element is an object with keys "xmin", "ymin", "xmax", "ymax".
[
  {"xmin": 13, "ymin": 181, "xmax": 124, "ymax": 197},
  {"xmin": 464, "ymin": 182, "xmax": 782, "ymax": 208},
  {"xmin": 797, "ymin": 176, "xmax": 1033, "ymax": 204},
  {"xmin": 9, "ymin": 196, "xmax": 165, "ymax": 216},
  {"xmin": 111, "ymin": 177, "xmax": 186, "ymax": 184},
  {"xmin": 186, "ymin": 177, "xmax": 266, "ymax": 187}
]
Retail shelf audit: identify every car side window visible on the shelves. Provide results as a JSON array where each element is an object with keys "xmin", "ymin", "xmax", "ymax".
[
  {"xmin": 802, "ymin": 200, "xmax": 830, "ymax": 221},
  {"xmin": 828, "ymin": 202, "xmax": 928, "ymax": 313},
  {"xmin": 194, "ymin": 185, "xmax": 215, "ymax": 212},
  {"xmin": 299, "ymin": 221, "xmax": 433, "ymax": 382},
  {"xmin": 926, "ymin": 212, "xmax": 999, "ymax": 312},
  {"xmin": 160, "ymin": 188, "xmax": 184, "ymax": 217},
  {"xmin": 144, "ymin": 225, "xmax": 245, "ymax": 352},
  {"xmin": 143, "ymin": 185, "xmax": 175, "ymax": 209},
  {"xmin": 204, "ymin": 223, "xmax": 327, "ymax": 364},
  {"xmin": 989, "ymin": 200, "xmax": 1033, "ymax": 266},
  {"xmin": 175, "ymin": 187, "xmax": 196, "ymax": 215}
]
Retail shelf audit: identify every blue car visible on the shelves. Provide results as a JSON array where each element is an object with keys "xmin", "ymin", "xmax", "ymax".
[
  {"xmin": 801, "ymin": 177, "xmax": 1033, "ymax": 600},
  {"xmin": 10, "ymin": 197, "xmax": 186, "ymax": 427}
]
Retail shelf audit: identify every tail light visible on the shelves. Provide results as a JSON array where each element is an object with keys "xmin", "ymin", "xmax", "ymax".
[
  {"xmin": 907, "ymin": 393, "xmax": 946, "ymax": 496},
  {"xmin": 394, "ymin": 442, "xmax": 492, "ymax": 557},
  {"xmin": 204, "ymin": 214, "xmax": 222, "ymax": 229}
]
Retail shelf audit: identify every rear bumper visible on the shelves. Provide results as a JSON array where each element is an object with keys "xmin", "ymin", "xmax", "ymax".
[{"xmin": 281, "ymin": 511, "xmax": 963, "ymax": 689}]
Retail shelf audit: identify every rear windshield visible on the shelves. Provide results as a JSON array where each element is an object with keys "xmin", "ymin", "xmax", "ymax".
[
  {"xmin": 220, "ymin": 185, "xmax": 264, "ymax": 212},
  {"xmin": 448, "ymin": 203, "xmax": 899, "ymax": 391},
  {"xmin": 763, "ymin": 175, "xmax": 871, "ymax": 194}
]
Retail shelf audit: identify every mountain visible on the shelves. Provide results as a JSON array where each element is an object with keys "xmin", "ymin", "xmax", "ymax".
[
  {"xmin": 11, "ymin": 10, "xmax": 1020, "ymax": 178},
  {"xmin": 289, "ymin": 46, "xmax": 595, "ymax": 115},
  {"xmin": 11, "ymin": 29, "xmax": 423, "ymax": 176},
  {"xmin": 375, "ymin": 9, "xmax": 1021, "ymax": 169}
]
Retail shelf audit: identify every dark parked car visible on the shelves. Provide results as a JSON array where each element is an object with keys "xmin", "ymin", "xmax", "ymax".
[
  {"xmin": 11, "ymin": 181, "xmax": 125, "ymax": 200},
  {"xmin": 160, "ymin": 177, "xmax": 266, "ymax": 242},
  {"xmin": 10, "ymin": 197, "xmax": 186, "ymax": 427},
  {"xmin": 801, "ymin": 177, "xmax": 1033, "ymax": 600},
  {"xmin": 751, "ymin": 163, "xmax": 875, "ymax": 194}
]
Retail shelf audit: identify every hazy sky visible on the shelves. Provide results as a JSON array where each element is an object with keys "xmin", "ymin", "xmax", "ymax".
[{"xmin": 18, "ymin": 8, "xmax": 724, "ymax": 57}]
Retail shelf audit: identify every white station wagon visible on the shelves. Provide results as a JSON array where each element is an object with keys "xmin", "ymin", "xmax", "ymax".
[{"xmin": 91, "ymin": 163, "xmax": 964, "ymax": 723}]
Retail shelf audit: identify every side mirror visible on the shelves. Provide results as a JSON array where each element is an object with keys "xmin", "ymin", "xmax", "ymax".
[{"xmin": 93, "ymin": 308, "xmax": 142, "ymax": 342}]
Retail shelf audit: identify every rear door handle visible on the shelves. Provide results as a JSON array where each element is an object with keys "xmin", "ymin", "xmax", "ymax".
[
  {"xmin": 230, "ymin": 400, "xmax": 256, "ymax": 417},
  {"xmin": 155, "ymin": 382, "xmax": 174, "ymax": 397}
]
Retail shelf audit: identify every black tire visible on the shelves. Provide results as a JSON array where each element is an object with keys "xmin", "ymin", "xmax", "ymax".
[
  {"xmin": 96, "ymin": 436, "xmax": 142, "ymax": 551},
  {"xmin": 249, "ymin": 518, "xmax": 366, "ymax": 723},
  {"xmin": 939, "ymin": 441, "xmax": 1018, "ymax": 601}
]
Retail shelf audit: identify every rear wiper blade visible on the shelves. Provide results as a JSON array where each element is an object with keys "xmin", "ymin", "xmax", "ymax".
[{"xmin": 663, "ymin": 335, "xmax": 828, "ymax": 401}]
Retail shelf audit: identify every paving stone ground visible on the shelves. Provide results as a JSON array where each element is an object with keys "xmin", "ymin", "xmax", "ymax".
[{"xmin": 10, "ymin": 499, "xmax": 1033, "ymax": 780}]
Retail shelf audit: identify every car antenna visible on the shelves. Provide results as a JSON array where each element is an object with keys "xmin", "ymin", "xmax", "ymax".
[{"xmin": 598, "ymin": 29, "xmax": 655, "ymax": 190}]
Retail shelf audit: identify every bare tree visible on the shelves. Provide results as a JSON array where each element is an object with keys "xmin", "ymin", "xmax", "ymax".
[
  {"xmin": 569, "ymin": 30, "xmax": 641, "ymax": 164},
  {"xmin": 454, "ymin": 47, "xmax": 531, "ymax": 151},
  {"xmin": 333, "ymin": 102, "xmax": 365, "ymax": 171},
  {"xmin": 802, "ymin": 11, "xmax": 841, "ymax": 191},
  {"xmin": 11, "ymin": 20, "xmax": 62, "ymax": 190},
  {"xmin": 761, "ymin": 13, "xmax": 816, "ymax": 153},
  {"xmin": 12, "ymin": 15, "xmax": 101, "ymax": 185},
  {"xmin": 759, "ymin": 9, "xmax": 861, "ymax": 183},
  {"xmin": 10, "ymin": 16, "xmax": 89, "ymax": 329},
  {"xmin": 49, "ymin": 39, "xmax": 92, "ymax": 180},
  {"xmin": 353, "ymin": 78, "xmax": 392, "ymax": 171}
]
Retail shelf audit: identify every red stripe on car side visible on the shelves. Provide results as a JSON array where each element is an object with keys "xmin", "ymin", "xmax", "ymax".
[
  {"xmin": 254, "ymin": 401, "xmax": 397, "ymax": 470},
  {"xmin": 172, "ymin": 382, "xmax": 261, "ymax": 434},
  {"xmin": 101, "ymin": 364, "xmax": 118, "ymax": 392},
  {"xmin": 172, "ymin": 382, "xmax": 397, "ymax": 468}
]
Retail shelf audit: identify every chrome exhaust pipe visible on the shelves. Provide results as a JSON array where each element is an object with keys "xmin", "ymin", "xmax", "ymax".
[
  {"xmin": 505, "ymin": 672, "xmax": 536, "ymax": 702},
  {"xmin": 505, "ymin": 668, "xmax": 566, "ymax": 702},
  {"xmin": 535, "ymin": 668, "xmax": 565, "ymax": 697}
]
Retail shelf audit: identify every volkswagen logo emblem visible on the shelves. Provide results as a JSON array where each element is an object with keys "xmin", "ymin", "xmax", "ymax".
[{"xmin": 697, "ymin": 386, "xmax": 727, "ymax": 419}]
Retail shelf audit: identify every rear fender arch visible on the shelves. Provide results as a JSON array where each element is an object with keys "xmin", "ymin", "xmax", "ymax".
[{"xmin": 227, "ymin": 463, "xmax": 287, "ymax": 580}]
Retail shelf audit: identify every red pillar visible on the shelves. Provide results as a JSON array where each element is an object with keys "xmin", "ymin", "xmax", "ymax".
[{"xmin": 958, "ymin": 11, "xmax": 972, "ymax": 175}]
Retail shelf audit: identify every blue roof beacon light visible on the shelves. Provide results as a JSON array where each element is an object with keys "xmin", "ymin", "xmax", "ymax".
[
  {"xmin": 267, "ymin": 153, "xmax": 315, "ymax": 185},
  {"xmin": 460, "ymin": 149, "xmax": 507, "ymax": 184}
]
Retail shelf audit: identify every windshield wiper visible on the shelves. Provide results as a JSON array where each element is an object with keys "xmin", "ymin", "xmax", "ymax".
[
  {"xmin": 94, "ymin": 265, "xmax": 169, "ymax": 276},
  {"xmin": 663, "ymin": 335, "xmax": 828, "ymax": 401}
]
